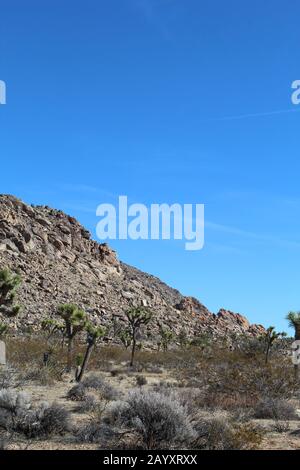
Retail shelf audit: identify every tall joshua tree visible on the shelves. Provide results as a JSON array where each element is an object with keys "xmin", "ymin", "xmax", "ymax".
[
  {"xmin": 0, "ymin": 268, "xmax": 21, "ymax": 318},
  {"xmin": 57, "ymin": 304, "xmax": 87, "ymax": 372},
  {"xmin": 125, "ymin": 307, "xmax": 152, "ymax": 367},
  {"xmin": 263, "ymin": 326, "xmax": 286, "ymax": 364},
  {"xmin": 76, "ymin": 322, "xmax": 106, "ymax": 382},
  {"xmin": 286, "ymin": 311, "xmax": 300, "ymax": 377}
]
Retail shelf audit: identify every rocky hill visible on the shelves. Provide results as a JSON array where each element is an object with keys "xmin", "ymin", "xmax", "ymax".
[{"xmin": 0, "ymin": 195, "xmax": 265, "ymax": 344}]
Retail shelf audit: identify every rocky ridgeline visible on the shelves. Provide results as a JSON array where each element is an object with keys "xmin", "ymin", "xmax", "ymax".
[{"xmin": 0, "ymin": 195, "xmax": 265, "ymax": 343}]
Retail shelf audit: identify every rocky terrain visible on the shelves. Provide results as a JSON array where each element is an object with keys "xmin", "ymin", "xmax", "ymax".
[{"xmin": 0, "ymin": 194, "xmax": 265, "ymax": 343}]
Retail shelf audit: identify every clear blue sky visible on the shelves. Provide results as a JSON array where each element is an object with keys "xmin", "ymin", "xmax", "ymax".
[{"xmin": 1, "ymin": 0, "xmax": 300, "ymax": 333}]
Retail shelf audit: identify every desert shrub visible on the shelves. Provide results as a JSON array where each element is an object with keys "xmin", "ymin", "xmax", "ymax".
[
  {"xmin": 111, "ymin": 389, "xmax": 195, "ymax": 449},
  {"xmin": 154, "ymin": 380, "xmax": 175, "ymax": 390},
  {"xmin": 136, "ymin": 375, "xmax": 147, "ymax": 387},
  {"xmin": 82, "ymin": 374, "xmax": 118, "ymax": 400},
  {"xmin": 76, "ymin": 394, "xmax": 98, "ymax": 413},
  {"xmin": 15, "ymin": 402, "xmax": 71, "ymax": 438},
  {"xmin": 0, "ymin": 389, "xmax": 71, "ymax": 438},
  {"xmin": 253, "ymin": 397, "xmax": 298, "ymax": 420},
  {"xmin": 22, "ymin": 365, "xmax": 61, "ymax": 386},
  {"xmin": 103, "ymin": 400, "xmax": 130, "ymax": 426},
  {"xmin": 38, "ymin": 402, "xmax": 71, "ymax": 436},
  {"xmin": 82, "ymin": 374, "xmax": 106, "ymax": 390},
  {"xmin": 201, "ymin": 360, "xmax": 297, "ymax": 409},
  {"xmin": 0, "ymin": 366, "xmax": 21, "ymax": 389},
  {"xmin": 6, "ymin": 337, "xmax": 64, "ymax": 374},
  {"xmin": 128, "ymin": 362, "xmax": 144, "ymax": 373},
  {"xmin": 0, "ymin": 389, "xmax": 31, "ymax": 413},
  {"xmin": 0, "ymin": 389, "xmax": 33, "ymax": 434},
  {"xmin": 231, "ymin": 408, "xmax": 255, "ymax": 423},
  {"xmin": 231, "ymin": 422, "xmax": 263, "ymax": 449},
  {"xmin": 145, "ymin": 364, "xmax": 163, "ymax": 374},
  {"xmin": 68, "ymin": 375, "xmax": 118, "ymax": 404},
  {"xmin": 174, "ymin": 388, "xmax": 205, "ymax": 413},
  {"xmin": 232, "ymin": 335, "xmax": 265, "ymax": 356},
  {"xmin": 76, "ymin": 420, "xmax": 116, "ymax": 444},
  {"xmin": 110, "ymin": 369, "xmax": 120, "ymax": 377},
  {"xmin": 67, "ymin": 383, "xmax": 87, "ymax": 401},
  {"xmin": 193, "ymin": 415, "xmax": 234, "ymax": 450},
  {"xmin": 193, "ymin": 415, "xmax": 263, "ymax": 450},
  {"xmin": 273, "ymin": 420, "xmax": 290, "ymax": 433}
]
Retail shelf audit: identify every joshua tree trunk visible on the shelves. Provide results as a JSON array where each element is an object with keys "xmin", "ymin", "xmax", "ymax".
[
  {"xmin": 130, "ymin": 334, "xmax": 136, "ymax": 367},
  {"xmin": 76, "ymin": 343, "xmax": 94, "ymax": 382},
  {"xmin": 294, "ymin": 326, "xmax": 300, "ymax": 379},
  {"xmin": 66, "ymin": 337, "xmax": 73, "ymax": 372},
  {"xmin": 265, "ymin": 343, "xmax": 270, "ymax": 364}
]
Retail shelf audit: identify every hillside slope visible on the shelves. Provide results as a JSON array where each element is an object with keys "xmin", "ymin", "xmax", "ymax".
[{"xmin": 0, "ymin": 195, "xmax": 265, "ymax": 343}]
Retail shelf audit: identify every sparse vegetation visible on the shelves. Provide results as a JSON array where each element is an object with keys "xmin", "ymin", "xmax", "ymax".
[
  {"xmin": 253, "ymin": 397, "xmax": 298, "ymax": 420},
  {"xmin": 0, "ymin": 313, "xmax": 298, "ymax": 450},
  {"xmin": 193, "ymin": 415, "xmax": 263, "ymax": 450}
]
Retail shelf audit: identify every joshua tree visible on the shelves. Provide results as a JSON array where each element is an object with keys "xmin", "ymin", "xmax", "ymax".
[
  {"xmin": 178, "ymin": 328, "xmax": 189, "ymax": 350},
  {"xmin": 125, "ymin": 307, "xmax": 152, "ymax": 367},
  {"xmin": 56, "ymin": 304, "xmax": 87, "ymax": 372},
  {"xmin": 262, "ymin": 326, "xmax": 286, "ymax": 364},
  {"xmin": 286, "ymin": 311, "xmax": 300, "ymax": 340},
  {"xmin": 159, "ymin": 326, "xmax": 174, "ymax": 352},
  {"xmin": 286, "ymin": 311, "xmax": 300, "ymax": 376},
  {"xmin": 0, "ymin": 268, "xmax": 21, "ymax": 317},
  {"xmin": 118, "ymin": 328, "xmax": 132, "ymax": 350},
  {"xmin": 0, "ymin": 268, "xmax": 21, "ymax": 342},
  {"xmin": 76, "ymin": 323, "xmax": 106, "ymax": 382}
]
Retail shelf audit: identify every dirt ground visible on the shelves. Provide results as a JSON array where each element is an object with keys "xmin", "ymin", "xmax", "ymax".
[{"xmin": 4, "ymin": 365, "xmax": 300, "ymax": 451}]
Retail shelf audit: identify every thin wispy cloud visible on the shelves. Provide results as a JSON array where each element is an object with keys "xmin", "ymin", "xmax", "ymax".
[
  {"xmin": 208, "ymin": 107, "xmax": 300, "ymax": 122},
  {"xmin": 134, "ymin": 0, "xmax": 173, "ymax": 41},
  {"xmin": 58, "ymin": 184, "xmax": 117, "ymax": 200},
  {"xmin": 206, "ymin": 220, "xmax": 300, "ymax": 250},
  {"xmin": 60, "ymin": 203, "xmax": 96, "ymax": 214}
]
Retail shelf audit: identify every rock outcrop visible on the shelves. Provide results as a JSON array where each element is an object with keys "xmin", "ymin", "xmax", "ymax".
[{"xmin": 0, "ymin": 194, "xmax": 265, "ymax": 343}]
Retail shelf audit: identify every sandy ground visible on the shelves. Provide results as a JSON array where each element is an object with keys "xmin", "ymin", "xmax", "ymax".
[{"xmin": 4, "ymin": 367, "xmax": 300, "ymax": 450}]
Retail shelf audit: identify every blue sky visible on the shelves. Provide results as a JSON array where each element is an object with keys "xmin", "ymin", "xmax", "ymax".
[{"xmin": 1, "ymin": 0, "xmax": 300, "ymax": 332}]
